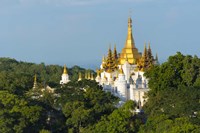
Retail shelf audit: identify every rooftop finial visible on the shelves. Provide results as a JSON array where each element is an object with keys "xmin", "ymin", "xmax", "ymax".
[
  {"xmin": 63, "ymin": 64, "xmax": 68, "ymax": 74},
  {"xmin": 148, "ymin": 41, "xmax": 151, "ymax": 49}
]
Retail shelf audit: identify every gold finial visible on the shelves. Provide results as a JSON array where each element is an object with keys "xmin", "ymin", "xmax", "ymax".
[{"xmin": 63, "ymin": 64, "xmax": 68, "ymax": 74}]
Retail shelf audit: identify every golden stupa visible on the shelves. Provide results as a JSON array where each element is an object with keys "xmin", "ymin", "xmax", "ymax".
[{"xmin": 120, "ymin": 17, "xmax": 141, "ymax": 65}]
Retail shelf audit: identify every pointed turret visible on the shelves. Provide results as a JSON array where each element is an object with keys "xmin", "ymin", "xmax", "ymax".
[
  {"xmin": 147, "ymin": 42, "xmax": 153, "ymax": 67},
  {"xmin": 113, "ymin": 44, "xmax": 119, "ymax": 69},
  {"xmin": 63, "ymin": 64, "xmax": 68, "ymax": 74},
  {"xmin": 105, "ymin": 46, "xmax": 115, "ymax": 73},
  {"xmin": 147, "ymin": 43, "xmax": 152, "ymax": 58},
  {"xmin": 113, "ymin": 44, "xmax": 118, "ymax": 61},
  {"xmin": 137, "ymin": 43, "xmax": 148, "ymax": 71},
  {"xmin": 155, "ymin": 53, "xmax": 158, "ymax": 61},
  {"xmin": 33, "ymin": 74, "xmax": 38, "ymax": 89},
  {"xmin": 143, "ymin": 43, "xmax": 148, "ymax": 59},
  {"xmin": 60, "ymin": 64, "xmax": 70, "ymax": 84},
  {"xmin": 155, "ymin": 53, "xmax": 159, "ymax": 64},
  {"xmin": 120, "ymin": 17, "xmax": 141, "ymax": 65}
]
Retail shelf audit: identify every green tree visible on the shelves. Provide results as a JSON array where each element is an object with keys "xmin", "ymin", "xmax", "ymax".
[
  {"xmin": 91, "ymin": 100, "xmax": 142, "ymax": 133},
  {"xmin": 0, "ymin": 91, "xmax": 43, "ymax": 133},
  {"xmin": 141, "ymin": 52, "xmax": 200, "ymax": 132}
]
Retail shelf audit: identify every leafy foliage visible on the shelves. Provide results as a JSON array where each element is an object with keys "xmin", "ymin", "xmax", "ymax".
[
  {"xmin": 0, "ymin": 91, "xmax": 43, "ymax": 133},
  {"xmin": 142, "ymin": 52, "xmax": 200, "ymax": 132}
]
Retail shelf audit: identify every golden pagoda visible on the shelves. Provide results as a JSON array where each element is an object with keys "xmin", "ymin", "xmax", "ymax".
[
  {"xmin": 33, "ymin": 74, "xmax": 38, "ymax": 89},
  {"xmin": 120, "ymin": 17, "xmax": 141, "ymax": 65},
  {"xmin": 63, "ymin": 64, "xmax": 68, "ymax": 74}
]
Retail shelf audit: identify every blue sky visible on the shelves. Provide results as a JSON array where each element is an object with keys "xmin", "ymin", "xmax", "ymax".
[{"xmin": 0, "ymin": 0, "xmax": 200, "ymax": 69}]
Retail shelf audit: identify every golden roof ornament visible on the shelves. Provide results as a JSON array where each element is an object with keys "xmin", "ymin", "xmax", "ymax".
[
  {"xmin": 63, "ymin": 64, "xmax": 68, "ymax": 74},
  {"xmin": 33, "ymin": 74, "xmax": 38, "ymax": 89},
  {"xmin": 119, "ymin": 16, "xmax": 141, "ymax": 65}
]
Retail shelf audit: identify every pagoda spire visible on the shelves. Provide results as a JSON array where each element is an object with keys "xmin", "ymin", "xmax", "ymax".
[
  {"xmin": 60, "ymin": 64, "xmax": 70, "ymax": 84},
  {"xmin": 143, "ymin": 43, "xmax": 147, "ymax": 58},
  {"xmin": 113, "ymin": 44, "xmax": 118, "ymax": 59},
  {"xmin": 120, "ymin": 16, "xmax": 141, "ymax": 65},
  {"xmin": 33, "ymin": 74, "xmax": 38, "ymax": 89},
  {"xmin": 156, "ymin": 53, "xmax": 158, "ymax": 61},
  {"xmin": 147, "ymin": 42, "xmax": 153, "ymax": 60},
  {"xmin": 63, "ymin": 64, "xmax": 68, "ymax": 74},
  {"xmin": 137, "ymin": 43, "xmax": 148, "ymax": 71},
  {"xmin": 105, "ymin": 46, "xmax": 115, "ymax": 73},
  {"xmin": 113, "ymin": 44, "xmax": 118, "ymax": 69},
  {"xmin": 126, "ymin": 17, "xmax": 135, "ymax": 48}
]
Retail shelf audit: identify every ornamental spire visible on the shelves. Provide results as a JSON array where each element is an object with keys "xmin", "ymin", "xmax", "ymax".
[
  {"xmin": 63, "ymin": 64, "xmax": 68, "ymax": 74},
  {"xmin": 137, "ymin": 43, "xmax": 148, "ymax": 71},
  {"xmin": 105, "ymin": 46, "xmax": 115, "ymax": 73},
  {"xmin": 119, "ymin": 16, "xmax": 141, "ymax": 65},
  {"xmin": 147, "ymin": 42, "xmax": 153, "ymax": 60},
  {"xmin": 126, "ymin": 17, "xmax": 135, "ymax": 48},
  {"xmin": 33, "ymin": 74, "xmax": 38, "ymax": 89}
]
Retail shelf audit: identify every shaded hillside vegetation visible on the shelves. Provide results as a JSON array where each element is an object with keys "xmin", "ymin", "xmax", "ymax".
[{"xmin": 0, "ymin": 57, "xmax": 94, "ymax": 95}]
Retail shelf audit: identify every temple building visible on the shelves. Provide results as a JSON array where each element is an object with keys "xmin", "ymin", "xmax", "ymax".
[
  {"xmin": 96, "ymin": 17, "xmax": 158, "ymax": 110},
  {"xmin": 60, "ymin": 64, "xmax": 70, "ymax": 84}
]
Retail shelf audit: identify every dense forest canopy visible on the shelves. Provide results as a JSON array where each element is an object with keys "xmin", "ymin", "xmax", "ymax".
[{"xmin": 0, "ymin": 53, "xmax": 200, "ymax": 132}]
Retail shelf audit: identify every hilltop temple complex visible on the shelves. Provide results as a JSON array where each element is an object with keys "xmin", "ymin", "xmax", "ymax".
[
  {"xmin": 58, "ymin": 16, "xmax": 158, "ymax": 110},
  {"xmin": 95, "ymin": 17, "xmax": 158, "ymax": 109}
]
